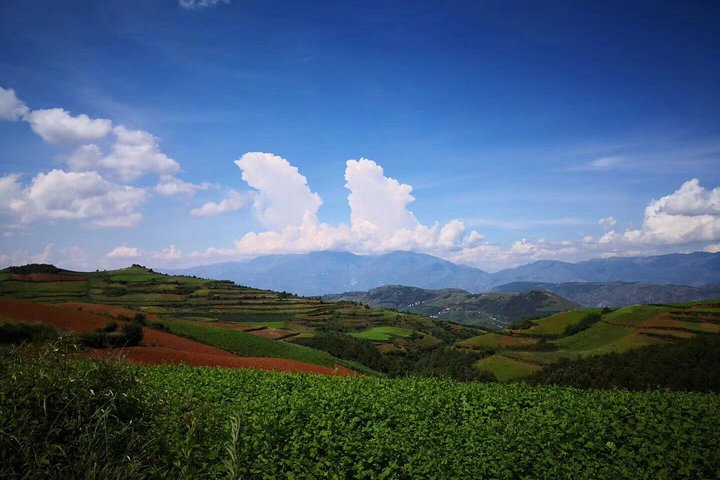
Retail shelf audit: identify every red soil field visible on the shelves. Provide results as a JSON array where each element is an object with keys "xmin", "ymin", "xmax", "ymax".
[
  {"xmin": 1, "ymin": 297, "xmax": 355, "ymax": 376},
  {"xmin": 0, "ymin": 297, "xmax": 107, "ymax": 332},
  {"xmin": 55, "ymin": 302, "xmax": 157, "ymax": 320},
  {"xmin": 9, "ymin": 273, "xmax": 87, "ymax": 282}
]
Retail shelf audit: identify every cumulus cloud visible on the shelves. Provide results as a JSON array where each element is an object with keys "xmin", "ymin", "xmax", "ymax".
[
  {"xmin": 234, "ymin": 152, "xmax": 322, "ymax": 229},
  {"xmin": 27, "ymin": 108, "xmax": 112, "ymax": 143},
  {"xmin": 190, "ymin": 190, "xmax": 248, "ymax": 216},
  {"xmin": 600, "ymin": 179, "xmax": 720, "ymax": 246},
  {"xmin": 0, "ymin": 169, "xmax": 146, "ymax": 227},
  {"xmin": 345, "ymin": 158, "xmax": 417, "ymax": 235},
  {"xmin": 598, "ymin": 216, "xmax": 617, "ymax": 230},
  {"xmin": 193, "ymin": 154, "xmax": 489, "ymax": 263},
  {"xmin": 155, "ymin": 244, "xmax": 182, "ymax": 260},
  {"xmin": 0, "ymin": 87, "xmax": 29, "ymax": 121},
  {"xmin": 67, "ymin": 126, "xmax": 180, "ymax": 181},
  {"xmin": 179, "ymin": 0, "xmax": 229, "ymax": 9},
  {"xmin": 107, "ymin": 246, "xmax": 141, "ymax": 258},
  {"xmin": 155, "ymin": 175, "xmax": 215, "ymax": 196}
]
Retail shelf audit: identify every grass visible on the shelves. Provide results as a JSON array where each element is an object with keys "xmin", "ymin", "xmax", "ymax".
[
  {"xmin": 554, "ymin": 322, "xmax": 633, "ymax": 351},
  {"xmin": 349, "ymin": 326, "xmax": 414, "ymax": 341},
  {"xmin": 474, "ymin": 354, "xmax": 541, "ymax": 381},
  {"xmin": 162, "ymin": 319, "xmax": 340, "ymax": 367},
  {"xmin": 603, "ymin": 305, "xmax": 669, "ymax": 326},
  {"xmin": 456, "ymin": 333, "xmax": 537, "ymax": 349},
  {"xmin": 525, "ymin": 309, "xmax": 601, "ymax": 336}
]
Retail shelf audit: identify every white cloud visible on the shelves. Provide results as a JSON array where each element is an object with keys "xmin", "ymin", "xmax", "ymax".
[
  {"xmin": 598, "ymin": 216, "xmax": 617, "ymax": 230},
  {"xmin": 600, "ymin": 179, "xmax": 720, "ymax": 246},
  {"xmin": 0, "ymin": 87, "xmax": 29, "ymax": 121},
  {"xmin": 588, "ymin": 156, "xmax": 622, "ymax": 170},
  {"xmin": 179, "ymin": 0, "xmax": 229, "ymax": 9},
  {"xmin": 27, "ymin": 108, "xmax": 112, "ymax": 143},
  {"xmin": 193, "ymin": 155, "xmax": 489, "ymax": 263},
  {"xmin": 190, "ymin": 190, "xmax": 248, "ymax": 216},
  {"xmin": 705, "ymin": 244, "xmax": 720, "ymax": 254},
  {"xmin": 155, "ymin": 245, "xmax": 182, "ymax": 260},
  {"xmin": 107, "ymin": 246, "xmax": 141, "ymax": 258},
  {"xmin": 234, "ymin": 152, "xmax": 322, "ymax": 229},
  {"xmin": 68, "ymin": 126, "xmax": 180, "ymax": 181},
  {"xmin": 155, "ymin": 175, "xmax": 215, "ymax": 196},
  {"xmin": 345, "ymin": 158, "xmax": 417, "ymax": 235},
  {"xmin": 0, "ymin": 169, "xmax": 146, "ymax": 227}
]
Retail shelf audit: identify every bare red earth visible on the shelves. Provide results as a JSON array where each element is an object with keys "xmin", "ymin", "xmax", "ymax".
[
  {"xmin": 9, "ymin": 273, "xmax": 87, "ymax": 282},
  {"xmin": 0, "ymin": 297, "xmax": 107, "ymax": 332},
  {"xmin": 1, "ymin": 297, "xmax": 355, "ymax": 376}
]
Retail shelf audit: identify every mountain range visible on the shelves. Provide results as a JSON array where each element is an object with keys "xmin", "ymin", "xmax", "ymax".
[
  {"xmin": 166, "ymin": 251, "xmax": 720, "ymax": 297},
  {"xmin": 491, "ymin": 281, "xmax": 720, "ymax": 308}
]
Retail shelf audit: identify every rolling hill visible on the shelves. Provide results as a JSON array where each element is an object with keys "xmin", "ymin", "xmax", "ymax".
[{"xmin": 324, "ymin": 285, "xmax": 579, "ymax": 329}]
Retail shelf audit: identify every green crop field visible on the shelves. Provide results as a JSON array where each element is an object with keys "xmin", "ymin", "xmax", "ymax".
[
  {"xmin": 525, "ymin": 309, "xmax": 601, "ymax": 336},
  {"xmin": 554, "ymin": 321, "xmax": 633, "ymax": 351},
  {"xmin": 349, "ymin": 326, "xmax": 414, "ymax": 341},
  {"xmin": 603, "ymin": 305, "xmax": 669, "ymax": 326},
  {"xmin": 138, "ymin": 365, "xmax": 720, "ymax": 479},
  {"xmin": 457, "ymin": 332, "xmax": 537, "ymax": 349},
  {"xmin": 474, "ymin": 354, "xmax": 541, "ymax": 381},
  {"xmin": 162, "ymin": 319, "xmax": 339, "ymax": 367}
]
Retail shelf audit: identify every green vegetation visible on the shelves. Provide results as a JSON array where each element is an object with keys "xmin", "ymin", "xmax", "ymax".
[
  {"xmin": 349, "ymin": 326, "xmax": 413, "ymax": 341},
  {"xmin": 525, "ymin": 309, "xmax": 602, "ymax": 336},
  {"xmin": 603, "ymin": 304, "xmax": 669, "ymax": 326},
  {"xmin": 163, "ymin": 319, "xmax": 340, "ymax": 367},
  {"xmin": 5, "ymin": 345, "xmax": 719, "ymax": 479},
  {"xmin": 475, "ymin": 354, "xmax": 541, "ymax": 381},
  {"xmin": 529, "ymin": 335, "xmax": 720, "ymax": 392}
]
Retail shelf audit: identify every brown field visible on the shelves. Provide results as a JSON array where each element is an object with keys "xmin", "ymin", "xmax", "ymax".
[
  {"xmin": 0, "ymin": 297, "xmax": 107, "ymax": 332},
  {"xmin": 56, "ymin": 302, "xmax": 148, "ymax": 319},
  {"xmin": 1, "ymin": 296, "xmax": 355, "ymax": 376},
  {"xmin": 638, "ymin": 313, "xmax": 720, "ymax": 333},
  {"xmin": 641, "ymin": 328, "xmax": 696, "ymax": 339},
  {"xmin": 248, "ymin": 327, "xmax": 298, "ymax": 340},
  {"xmin": 9, "ymin": 273, "xmax": 88, "ymax": 282}
]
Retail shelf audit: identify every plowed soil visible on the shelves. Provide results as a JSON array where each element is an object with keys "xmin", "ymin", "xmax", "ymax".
[
  {"xmin": 1, "ymin": 297, "xmax": 355, "ymax": 376},
  {"xmin": 9, "ymin": 274, "xmax": 87, "ymax": 282}
]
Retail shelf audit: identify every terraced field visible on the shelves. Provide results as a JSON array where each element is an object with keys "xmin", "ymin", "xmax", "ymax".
[
  {"xmin": 455, "ymin": 300, "xmax": 720, "ymax": 381},
  {"xmin": 0, "ymin": 265, "xmax": 483, "ymax": 378}
]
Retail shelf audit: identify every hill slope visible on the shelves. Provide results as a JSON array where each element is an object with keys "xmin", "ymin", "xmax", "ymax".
[
  {"xmin": 325, "ymin": 285, "xmax": 578, "ymax": 329},
  {"xmin": 493, "ymin": 281, "xmax": 720, "ymax": 307}
]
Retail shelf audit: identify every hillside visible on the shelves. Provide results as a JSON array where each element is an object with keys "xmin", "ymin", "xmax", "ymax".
[
  {"xmin": 455, "ymin": 299, "xmax": 720, "ymax": 384},
  {"xmin": 166, "ymin": 250, "xmax": 720, "ymax": 296},
  {"xmin": 493, "ymin": 281, "xmax": 720, "ymax": 307},
  {"xmin": 0, "ymin": 264, "xmax": 487, "ymax": 380},
  {"xmin": 325, "ymin": 285, "xmax": 578, "ymax": 329}
]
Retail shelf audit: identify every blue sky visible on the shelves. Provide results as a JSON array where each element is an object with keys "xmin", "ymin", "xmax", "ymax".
[{"xmin": 0, "ymin": 0, "xmax": 719, "ymax": 271}]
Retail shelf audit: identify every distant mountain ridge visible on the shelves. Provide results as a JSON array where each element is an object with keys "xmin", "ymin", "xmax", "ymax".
[
  {"xmin": 165, "ymin": 251, "xmax": 720, "ymax": 297},
  {"xmin": 167, "ymin": 251, "xmax": 492, "ymax": 296},
  {"xmin": 492, "ymin": 281, "xmax": 720, "ymax": 308},
  {"xmin": 324, "ymin": 285, "xmax": 579, "ymax": 330}
]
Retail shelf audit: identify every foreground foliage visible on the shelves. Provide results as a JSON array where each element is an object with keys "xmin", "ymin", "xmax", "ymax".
[{"xmin": 144, "ymin": 365, "xmax": 720, "ymax": 479}]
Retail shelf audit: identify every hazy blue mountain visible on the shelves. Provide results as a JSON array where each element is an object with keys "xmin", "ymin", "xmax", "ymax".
[
  {"xmin": 166, "ymin": 251, "xmax": 720, "ymax": 297},
  {"xmin": 324, "ymin": 285, "xmax": 578, "ymax": 330},
  {"xmin": 167, "ymin": 251, "xmax": 493, "ymax": 296},
  {"xmin": 490, "ymin": 252, "xmax": 720, "ymax": 287},
  {"xmin": 493, "ymin": 281, "xmax": 720, "ymax": 308}
]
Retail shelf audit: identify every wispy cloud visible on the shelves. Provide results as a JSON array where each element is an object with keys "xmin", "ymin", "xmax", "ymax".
[{"xmin": 178, "ymin": 0, "xmax": 230, "ymax": 10}]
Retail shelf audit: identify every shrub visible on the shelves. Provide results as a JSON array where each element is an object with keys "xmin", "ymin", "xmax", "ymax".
[
  {"xmin": 0, "ymin": 340, "xmax": 154, "ymax": 479},
  {"xmin": 0, "ymin": 323, "xmax": 58, "ymax": 344},
  {"xmin": 121, "ymin": 321, "xmax": 144, "ymax": 347}
]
